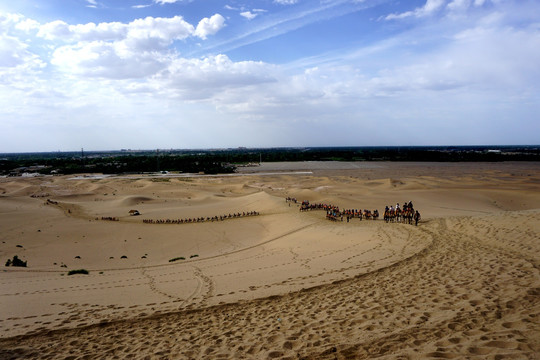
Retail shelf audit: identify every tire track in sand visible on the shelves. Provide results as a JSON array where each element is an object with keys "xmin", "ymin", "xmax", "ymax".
[
  {"xmin": 140, "ymin": 268, "xmax": 180, "ymax": 302},
  {"xmin": 181, "ymin": 266, "xmax": 215, "ymax": 307}
]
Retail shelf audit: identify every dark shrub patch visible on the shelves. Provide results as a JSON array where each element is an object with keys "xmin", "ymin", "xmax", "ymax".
[
  {"xmin": 5, "ymin": 255, "xmax": 27, "ymax": 267},
  {"xmin": 68, "ymin": 269, "xmax": 89, "ymax": 275}
]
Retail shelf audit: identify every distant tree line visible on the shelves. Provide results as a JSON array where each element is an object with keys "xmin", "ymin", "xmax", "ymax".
[
  {"xmin": 1, "ymin": 146, "xmax": 539, "ymax": 176},
  {"xmin": 0, "ymin": 154, "xmax": 235, "ymax": 175}
]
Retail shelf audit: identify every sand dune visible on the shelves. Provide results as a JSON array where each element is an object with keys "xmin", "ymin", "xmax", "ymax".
[
  {"xmin": 0, "ymin": 162, "xmax": 539, "ymax": 359},
  {"xmin": 119, "ymin": 195, "xmax": 155, "ymax": 207}
]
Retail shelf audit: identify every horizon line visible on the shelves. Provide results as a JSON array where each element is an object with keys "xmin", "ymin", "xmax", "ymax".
[{"xmin": 1, "ymin": 144, "xmax": 539, "ymax": 155}]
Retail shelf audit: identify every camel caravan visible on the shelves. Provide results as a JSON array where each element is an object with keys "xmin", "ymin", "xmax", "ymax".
[
  {"xmin": 99, "ymin": 216, "xmax": 119, "ymax": 221},
  {"xmin": 142, "ymin": 211, "xmax": 259, "ymax": 225},
  {"xmin": 289, "ymin": 198, "xmax": 420, "ymax": 225},
  {"xmin": 292, "ymin": 199, "xmax": 379, "ymax": 222},
  {"xmin": 383, "ymin": 202, "xmax": 421, "ymax": 225}
]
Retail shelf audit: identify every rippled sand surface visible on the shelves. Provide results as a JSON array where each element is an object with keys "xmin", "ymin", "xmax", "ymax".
[{"xmin": 1, "ymin": 162, "xmax": 539, "ymax": 359}]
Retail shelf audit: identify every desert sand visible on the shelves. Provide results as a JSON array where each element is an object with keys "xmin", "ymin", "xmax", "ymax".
[{"xmin": 0, "ymin": 161, "xmax": 539, "ymax": 359}]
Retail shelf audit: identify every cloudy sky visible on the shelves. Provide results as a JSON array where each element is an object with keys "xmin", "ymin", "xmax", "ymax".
[{"xmin": 0, "ymin": 0, "xmax": 539, "ymax": 152}]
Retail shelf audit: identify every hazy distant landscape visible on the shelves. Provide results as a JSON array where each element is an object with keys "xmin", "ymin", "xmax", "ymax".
[{"xmin": 2, "ymin": 146, "xmax": 539, "ymax": 177}]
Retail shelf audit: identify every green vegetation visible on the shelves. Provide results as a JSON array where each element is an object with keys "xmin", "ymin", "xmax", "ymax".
[
  {"xmin": 0, "ymin": 151, "xmax": 236, "ymax": 175},
  {"xmin": 68, "ymin": 269, "xmax": 89, "ymax": 275},
  {"xmin": 169, "ymin": 257, "xmax": 185, "ymax": 262}
]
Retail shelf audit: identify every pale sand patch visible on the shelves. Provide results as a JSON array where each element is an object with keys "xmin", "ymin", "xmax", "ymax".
[{"xmin": 0, "ymin": 162, "xmax": 539, "ymax": 359}]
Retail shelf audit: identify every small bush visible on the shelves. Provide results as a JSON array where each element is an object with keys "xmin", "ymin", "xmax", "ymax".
[
  {"xmin": 169, "ymin": 257, "xmax": 185, "ymax": 262},
  {"xmin": 190, "ymin": 254, "xmax": 199, "ymax": 258},
  {"xmin": 5, "ymin": 255, "xmax": 27, "ymax": 267},
  {"xmin": 121, "ymin": 255, "xmax": 128, "ymax": 259},
  {"xmin": 68, "ymin": 269, "xmax": 89, "ymax": 275}
]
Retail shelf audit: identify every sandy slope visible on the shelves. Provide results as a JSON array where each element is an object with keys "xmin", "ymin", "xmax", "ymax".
[{"xmin": 0, "ymin": 162, "xmax": 539, "ymax": 359}]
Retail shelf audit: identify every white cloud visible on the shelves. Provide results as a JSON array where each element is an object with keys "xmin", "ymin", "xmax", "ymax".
[
  {"xmin": 15, "ymin": 18, "xmax": 40, "ymax": 32},
  {"xmin": 194, "ymin": 14, "xmax": 225, "ymax": 39},
  {"xmin": 125, "ymin": 16, "xmax": 194, "ymax": 49},
  {"xmin": 37, "ymin": 16, "xmax": 195, "ymax": 45},
  {"xmin": 0, "ymin": 12, "xmax": 22, "ymax": 28},
  {"xmin": 385, "ymin": 0, "xmax": 445, "ymax": 20},
  {"xmin": 239, "ymin": 8, "xmax": 266, "ymax": 21},
  {"xmin": 86, "ymin": 0, "xmax": 98, "ymax": 8},
  {"xmin": 69, "ymin": 21, "xmax": 128, "ymax": 42},
  {"xmin": 0, "ymin": 13, "xmax": 45, "ymax": 87},
  {"xmin": 386, "ymin": 0, "xmax": 493, "ymax": 20},
  {"xmin": 51, "ymin": 41, "xmax": 170, "ymax": 78},
  {"xmin": 132, "ymin": 5, "xmax": 151, "ymax": 9},
  {"xmin": 155, "ymin": 54, "xmax": 276, "ymax": 99},
  {"xmin": 0, "ymin": 35, "xmax": 46, "ymax": 88},
  {"xmin": 274, "ymin": 0, "xmax": 298, "ymax": 4},
  {"xmin": 447, "ymin": 0, "xmax": 471, "ymax": 12},
  {"xmin": 423, "ymin": 0, "xmax": 446, "ymax": 14},
  {"xmin": 33, "ymin": 14, "xmax": 226, "ymax": 79},
  {"xmin": 240, "ymin": 11, "xmax": 258, "ymax": 20},
  {"xmin": 0, "ymin": 34, "xmax": 42, "ymax": 69},
  {"xmin": 153, "ymin": 0, "xmax": 181, "ymax": 4},
  {"xmin": 37, "ymin": 20, "xmax": 73, "ymax": 40}
]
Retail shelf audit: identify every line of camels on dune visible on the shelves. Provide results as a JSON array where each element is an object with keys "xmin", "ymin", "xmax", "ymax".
[
  {"xmin": 142, "ymin": 211, "xmax": 260, "ymax": 224},
  {"xmin": 44, "ymin": 195, "xmax": 420, "ymax": 226},
  {"xmin": 287, "ymin": 197, "xmax": 421, "ymax": 225}
]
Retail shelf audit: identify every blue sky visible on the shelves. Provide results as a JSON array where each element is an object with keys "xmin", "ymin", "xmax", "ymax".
[{"xmin": 0, "ymin": 0, "xmax": 539, "ymax": 152}]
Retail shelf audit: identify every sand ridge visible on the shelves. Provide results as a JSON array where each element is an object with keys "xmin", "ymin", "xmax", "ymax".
[{"xmin": 0, "ymin": 162, "xmax": 539, "ymax": 359}]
